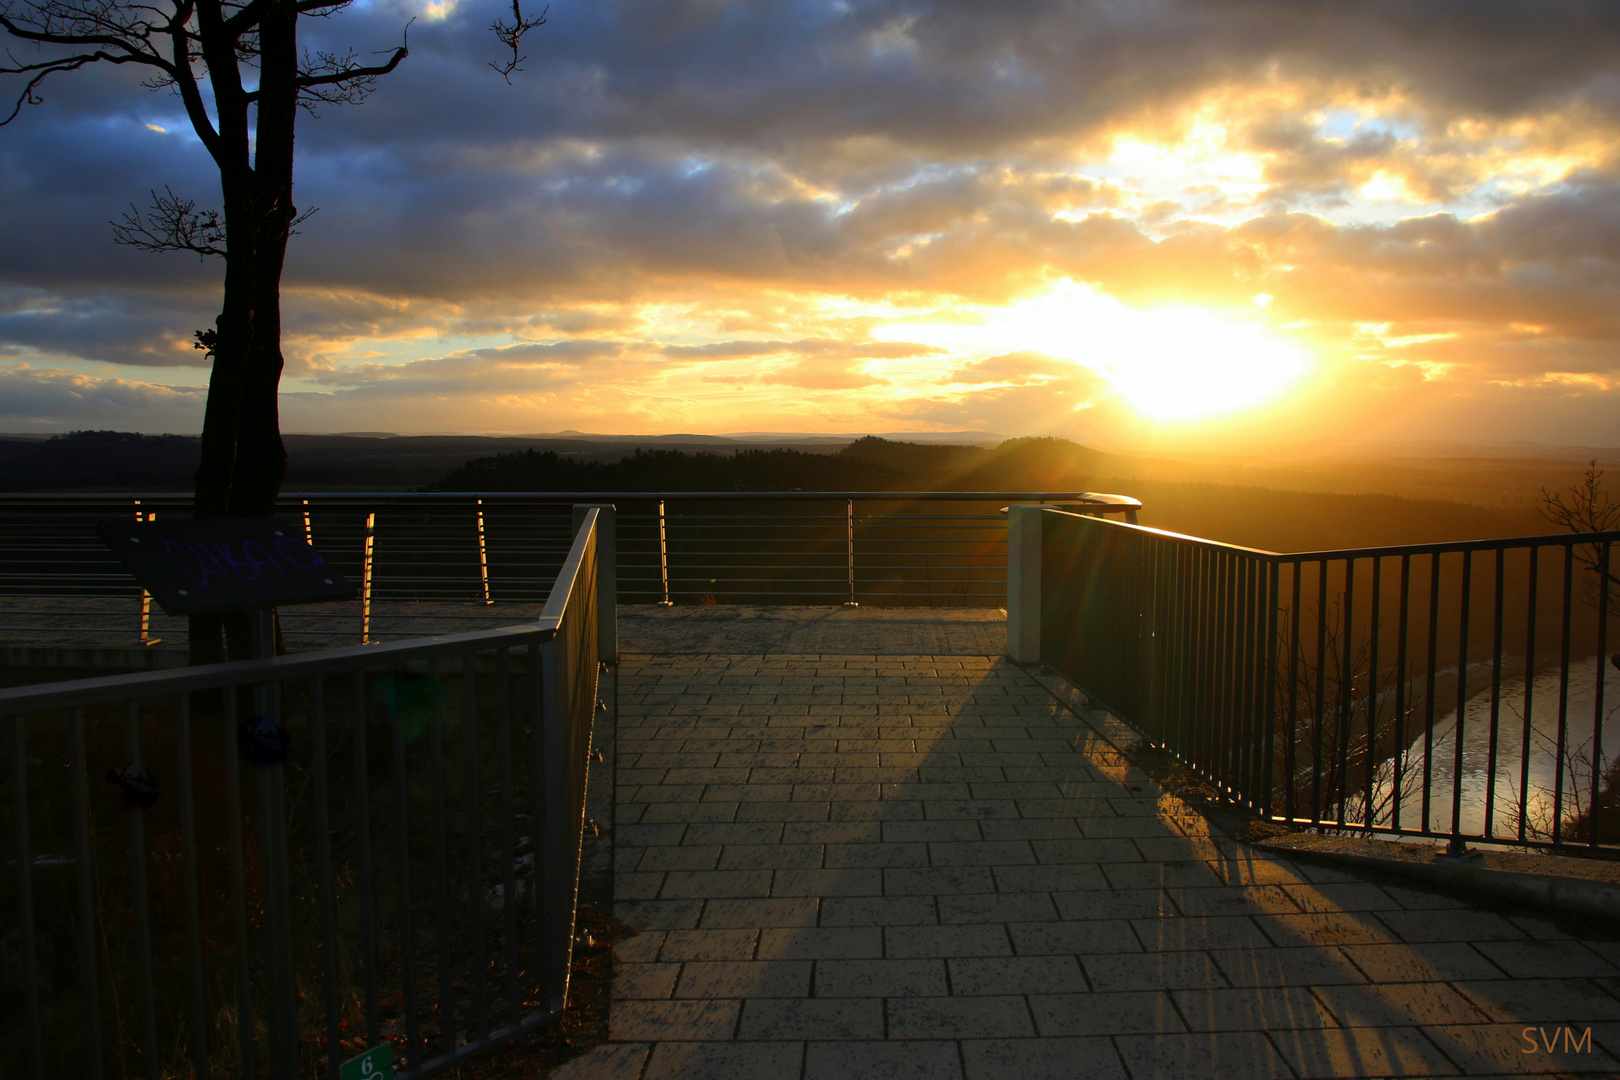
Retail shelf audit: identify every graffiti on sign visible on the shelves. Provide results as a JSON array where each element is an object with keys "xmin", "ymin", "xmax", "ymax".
[{"xmin": 98, "ymin": 516, "xmax": 356, "ymax": 615}]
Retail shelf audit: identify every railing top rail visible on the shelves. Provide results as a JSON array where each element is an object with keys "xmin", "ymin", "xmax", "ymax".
[
  {"xmin": 1038, "ymin": 506, "xmax": 1280, "ymax": 557},
  {"xmin": 1281, "ymin": 528, "xmax": 1620, "ymax": 562},
  {"xmin": 543, "ymin": 507, "xmax": 597, "ymax": 625},
  {"xmin": 0, "ymin": 490, "xmax": 1132, "ymax": 504},
  {"xmin": 1044, "ymin": 507, "xmax": 1620, "ymax": 562}
]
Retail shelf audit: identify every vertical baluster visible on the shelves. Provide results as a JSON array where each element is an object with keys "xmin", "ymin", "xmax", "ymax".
[
  {"xmin": 1422, "ymin": 552, "xmax": 1442, "ymax": 832},
  {"xmin": 1392, "ymin": 555, "xmax": 1412, "ymax": 832},
  {"xmin": 1365, "ymin": 556, "xmax": 1382, "ymax": 828},
  {"xmin": 428, "ymin": 657, "xmax": 456, "ymax": 1058},
  {"xmin": 464, "ymin": 650, "xmax": 490, "ymax": 1042},
  {"xmin": 496, "ymin": 647, "xmax": 520, "ymax": 1024},
  {"xmin": 1518, "ymin": 547, "xmax": 1539, "ymax": 843},
  {"xmin": 1552, "ymin": 545, "xmax": 1575, "ymax": 845},
  {"xmin": 12, "ymin": 714, "xmax": 44, "ymax": 1080},
  {"xmin": 124, "ymin": 700, "xmax": 159, "ymax": 1080},
  {"xmin": 527, "ymin": 639, "xmax": 551, "ymax": 1006},
  {"xmin": 1450, "ymin": 550, "xmax": 1473, "ymax": 849},
  {"xmin": 1312, "ymin": 560, "xmax": 1328, "ymax": 825},
  {"xmin": 390, "ymin": 666, "xmax": 421, "ymax": 1068},
  {"xmin": 1484, "ymin": 550, "xmax": 1506, "ymax": 839},
  {"xmin": 351, "ymin": 669, "xmax": 380, "ymax": 1046},
  {"xmin": 255, "ymin": 654, "xmax": 297, "ymax": 1077},
  {"xmin": 223, "ymin": 685, "xmax": 255, "ymax": 1078},
  {"xmin": 1260, "ymin": 559, "xmax": 1280, "ymax": 817},
  {"xmin": 176, "ymin": 693, "xmax": 211, "ymax": 1079},
  {"xmin": 70, "ymin": 708, "xmax": 105, "ymax": 1080},
  {"xmin": 1592, "ymin": 541, "xmax": 1611, "ymax": 849},
  {"xmin": 1285, "ymin": 560, "xmax": 1302, "ymax": 822},
  {"xmin": 1336, "ymin": 558, "xmax": 1355, "ymax": 826},
  {"xmin": 311, "ymin": 678, "xmax": 342, "ymax": 1079}
]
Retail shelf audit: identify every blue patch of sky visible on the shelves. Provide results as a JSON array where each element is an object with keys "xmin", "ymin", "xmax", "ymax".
[
  {"xmin": 602, "ymin": 173, "xmax": 646, "ymax": 194},
  {"xmin": 1316, "ymin": 108, "xmax": 1420, "ymax": 144}
]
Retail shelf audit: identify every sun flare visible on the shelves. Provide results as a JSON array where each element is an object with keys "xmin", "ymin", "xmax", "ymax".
[
  {"xmin": 1096, "ymin": 308, "xmax": 1310, "ymax": 421},
  {"xmin": 873, "ymin": 280, "xmax": 1313, "ymax": 423}
]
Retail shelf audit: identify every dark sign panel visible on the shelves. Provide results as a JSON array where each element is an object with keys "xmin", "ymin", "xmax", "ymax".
[{"xmin": 98, "ymin": 517, "xmax": 356, "ymax": 616}]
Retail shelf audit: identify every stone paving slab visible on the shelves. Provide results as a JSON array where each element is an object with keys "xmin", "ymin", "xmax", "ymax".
[{"xmin": 604, "ymin": 609, "xmax": 1620, "ymax": 1078}]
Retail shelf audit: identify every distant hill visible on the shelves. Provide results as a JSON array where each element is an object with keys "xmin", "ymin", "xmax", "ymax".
[
  {"xmin": 429, "ymin": 434, "xmax": 1555, "ymax": 552},
  {"xmin": 0, "ymin": 430, "xmax": 201, "ymax": 490},
  {"xmin": 0, "ymin": 429, "xmax": 1572, "ymax": 553},
  {"xmin": 428, "ymin": 436, "xmax": 1115, "ymax": 493},
  {"xmin": 0, "ymin": 431, "xmax": 872, "ymax": 491}
]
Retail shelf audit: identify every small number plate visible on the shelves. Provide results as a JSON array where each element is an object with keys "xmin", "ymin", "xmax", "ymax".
[{"xmin": 340, "ymin": 1043, "xmax": 395, "ymax": 1080}]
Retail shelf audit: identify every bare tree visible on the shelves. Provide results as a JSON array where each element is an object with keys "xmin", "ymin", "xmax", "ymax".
[
  {"xmin": 2, "ymin": 0, "xmax": 543, "ymax": 661},
  {"xmin": 1541, "ymin": 459, "xmax": 1620, "ymax": 618}
]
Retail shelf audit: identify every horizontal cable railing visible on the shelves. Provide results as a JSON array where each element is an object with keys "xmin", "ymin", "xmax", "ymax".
[
  {"xmin": 0, "ymin": 491, "xmax": 1139, "ymax": 648},
  {"xmin": 0, "ymin": 507, "xmax": 606, "ymax": 1079},
  {"xmin": 1030, "ymin": 508, "xmax": 1620, "ymax": 855}
]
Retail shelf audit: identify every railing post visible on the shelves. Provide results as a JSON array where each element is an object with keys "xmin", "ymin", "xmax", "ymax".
[
  {"xmin": 477, "ymin": 498, "xmax": 493, "ymax": 604},
  {"xmin": 657, "ymin": 498, "xmax": 673, "ymax": 606},
  {"xmin": 1007, "ymin": 504, "xmax": 1043, "ymax": 664},
  {"xmin": 845, "ymin": 498, "xmax": 859, "ymax": 607},
  {"xmin": 574, "ymin": 503, "xmax": 617, "ymax": 663},
  {"xmin": 361, "ymin": 511, "xmax": 376, "ymax": 643},
  {"xmin": 134, "ymin": 500, "xmax": 160, "ymax": 646}
]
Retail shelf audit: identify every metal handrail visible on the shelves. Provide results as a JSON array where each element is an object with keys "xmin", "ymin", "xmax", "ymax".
[
  {"xmin": 0, "ymin": 507, "xmax": 607, "ymax": 1079},
  {"xmin": 1036, "ymin": 509, "xmax": 1620, "ymax": 854},
  {"xmin": 1, "ymin": 491, "xmax": 1142, "ymax": 644},
  {"xmin": 3, "ymin": 490, "xmax": 1129, "ymax": 501}
]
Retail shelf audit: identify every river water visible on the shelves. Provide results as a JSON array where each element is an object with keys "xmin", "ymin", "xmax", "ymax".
[{"xmin": 1367, "ymin": 656, "xmax": 1616, "ymax": 838}]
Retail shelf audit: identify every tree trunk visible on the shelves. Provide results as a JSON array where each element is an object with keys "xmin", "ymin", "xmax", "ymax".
[{"xmin": 188, "ymin": 0, "xmax": 296, "ymax": 664}]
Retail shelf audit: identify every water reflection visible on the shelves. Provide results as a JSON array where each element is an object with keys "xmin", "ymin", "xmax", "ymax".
[{"xmin": 1369, "ymin": 656, "xmax": 1615, "ymax": 839}]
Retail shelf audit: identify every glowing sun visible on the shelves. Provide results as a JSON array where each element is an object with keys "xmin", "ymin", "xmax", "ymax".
[{"xmin": 1092, "ymin": 306, "xmax": 1309, "ymax": 421}]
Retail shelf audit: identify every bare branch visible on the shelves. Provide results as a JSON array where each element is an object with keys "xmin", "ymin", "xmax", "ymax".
[
  {"xmin": 285, "ymin": 16, "xmax": 406, "ymax": 110},
  {"xmin": 1540, "ymin": 459, "xmax": 1620, "ymax": 612},
  {"xmin": 111, "ymin": 186, "xmax": 226, "ymax": 257},
  {"xmin": 489, "ymin": 0, "xmax": 544, "ymax": 83},
  {"xmin": 1, "ymin": 49, "xmax": 131, "ymax": 124},
  {"xmin": 0, "ymin": 0, "xmax": 179, "ymax": 123}
]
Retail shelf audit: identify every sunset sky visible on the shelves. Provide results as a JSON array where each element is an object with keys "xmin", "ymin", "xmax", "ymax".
[{"xmin": 2, "ymin": 0, "xmax": 1619, "ymax": 450}]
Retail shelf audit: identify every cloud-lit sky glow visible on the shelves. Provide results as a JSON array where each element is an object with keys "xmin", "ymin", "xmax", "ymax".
[{"xmin": 3, "ymin": 0, "xmax": 1620, "ymax": 449}]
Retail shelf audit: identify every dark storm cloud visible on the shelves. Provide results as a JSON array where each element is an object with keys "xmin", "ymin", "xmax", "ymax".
[{"xmin": 0, "ymin": 286, "xmax": 215, "ymax": 366}]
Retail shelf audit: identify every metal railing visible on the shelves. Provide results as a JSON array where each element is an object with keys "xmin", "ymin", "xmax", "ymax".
[
  {"xmin": 0, "ymin": 492, "xmax": 1140, "ymax": 647},
  {"xmin": 0, "ymin": 506, "xmax": 608, "ymax": 1079},
  {"xmin": 1026, "ymin": 507, "xmax": 1620, "ymax": 854}
]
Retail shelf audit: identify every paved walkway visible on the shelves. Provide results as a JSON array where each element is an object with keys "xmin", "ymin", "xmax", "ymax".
[{"xmin": 567, "ymin": 609, "xmax": 1620, "ymax": 1079}]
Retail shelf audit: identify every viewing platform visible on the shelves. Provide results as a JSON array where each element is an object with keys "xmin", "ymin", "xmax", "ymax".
[
  {"xmin": 6, "ymin": 494, "xmax": 1620, "ymax": 1078},
  {"xmin": 575, "ymin": 606, "xmax": 1620, "ymax": 1080}
]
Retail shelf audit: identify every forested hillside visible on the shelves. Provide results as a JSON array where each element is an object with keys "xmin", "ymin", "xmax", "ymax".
[{"xmin": 431, "ymin": 435, "xmax": 1552, "ymax": 553}]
